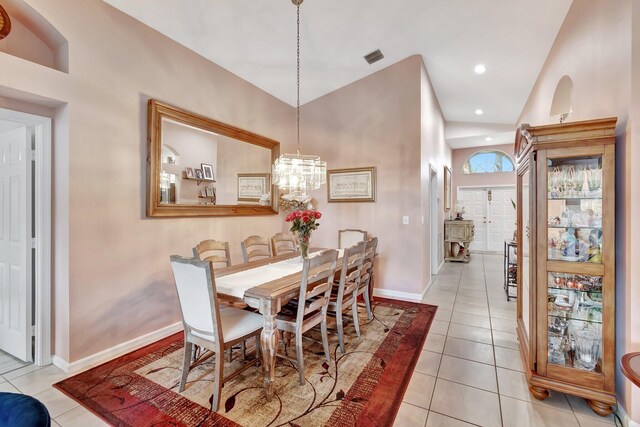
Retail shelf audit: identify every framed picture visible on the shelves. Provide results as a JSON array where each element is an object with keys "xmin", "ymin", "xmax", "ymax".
[
  {"xmin": 195, "ymin": 169, "xmax": 203, "ymax": 180},
  {"xmin": 327, "ymin": 167, "xmax": 376, "ymax": 203},
  {"xmin": 185, "ymin": 167, "xmax": 194, "ymax": 179},
  {"xmin": 444, "ymin": 165, "xmax": 452, "ymax": 211},
  {"xmin": 201, "ymin": 163, "xmax": 214, "ymax": 181},
  {"xmin": 200, "ymin": 189, "xmax": 207, "ymax": 198},
  {"xmin": 206, "ymin": 187, "xmax": 216, "ymax": 198},
  {"xmin": 237, "ymin": 173, "xmax": 270, "ymax": 202}
]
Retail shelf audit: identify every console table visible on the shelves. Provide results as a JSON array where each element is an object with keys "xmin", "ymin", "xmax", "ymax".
[{"xmin": 444, "ymin": 220, "xmax": 474, "ymax": 263}]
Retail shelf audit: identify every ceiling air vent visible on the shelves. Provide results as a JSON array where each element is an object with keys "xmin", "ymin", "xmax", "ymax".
[{"xmin": 363, "ymin": 49, "xmax": 384, "ymax": 65}]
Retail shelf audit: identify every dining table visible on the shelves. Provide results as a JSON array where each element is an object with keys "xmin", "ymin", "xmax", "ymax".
[{"xmin": 214, "ymin": 248, "xmax": 344, "ymax": 401}]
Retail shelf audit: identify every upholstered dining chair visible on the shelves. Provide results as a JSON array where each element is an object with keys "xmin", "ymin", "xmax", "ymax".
[
  {"xmin": 169, "ymin": 255, "xmax": 263, "ymax": 412},
  {"xmin": 276, "ymin": 249, "xmax": 339, "ymax": 385},
  {"xmin": 193, "ymin": 239, "xmax": 232, "ymax": 269},
  {"xmin": 241, "ymin": 235, "xmax": 272, "ymax": 263},
  {"xmin": 327, "ymin": 240, "xmax": 367, "ymax": 353},
  {"xmin": 270, "ymin": 232, "xmax": 298, "ymax": 256},
  {"xmin": 357, "ymin": 237, "xmax": 378, "ymax": 321},
  {"xmin": 338, "ymin": 229, "xmax": 368, "ymax": 249}
]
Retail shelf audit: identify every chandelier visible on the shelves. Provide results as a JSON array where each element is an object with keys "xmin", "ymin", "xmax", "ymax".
[{"xmin": 272, "ymin": 0, "xmax": 326, "ymax": 196}]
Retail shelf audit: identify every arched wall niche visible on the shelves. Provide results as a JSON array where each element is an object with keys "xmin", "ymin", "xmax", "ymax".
[
  {"xmin": 0, "ymin": 0, "xmax": 68, "ymax": 73},
  {"xmin": 550, "ymin": 75, "xmax": 573, "ymax": 123}
]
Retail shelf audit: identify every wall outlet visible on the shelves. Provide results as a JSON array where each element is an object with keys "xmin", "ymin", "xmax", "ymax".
[{"xmin": 402, "ymin": 216, "xmax": 409, "ymax": 225}]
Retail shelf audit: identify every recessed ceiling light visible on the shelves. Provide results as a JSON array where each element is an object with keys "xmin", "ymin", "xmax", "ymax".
[
  {"xmin": 486, "ymin": 137, "xmax": 493, "ymax": 142},
  {"xmin": 474, "ymin": 64, "xmax": 486, "ymax": 74},
  {"xmin": 475, "ymin": 109, "xmax": 484, "ymax": 115}
]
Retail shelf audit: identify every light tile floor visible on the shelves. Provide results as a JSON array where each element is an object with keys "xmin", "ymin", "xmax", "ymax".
[
  {"xmin": 0, "ymin": 350, "xmax": 28, "ymax": 375},
  {"xmin": 395, "ymin": 253, "xmax": 618, "ymax": 427},
  {"xmin": 0, "ymin": 254, "xmax": 620, "ymax": 427}
]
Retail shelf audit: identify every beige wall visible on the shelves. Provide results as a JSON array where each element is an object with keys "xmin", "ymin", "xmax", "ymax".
[
  {"xmin": 300, "ymin": 55, "xmax": 450, "ymax": 296},
  {"xmin": 451, "ymin": 144, "xmax": 516, "ymax": 197},
  {"xmin": 517, "ymin": 0, "xmax": 639, "ymax": 421},
  {"xmin": 420, "ymin": 62, "xmax": 452, "ymax": 285},
  {"xmin": 1, "ymin": 0, "xmax": 296, "ymax": 361}
]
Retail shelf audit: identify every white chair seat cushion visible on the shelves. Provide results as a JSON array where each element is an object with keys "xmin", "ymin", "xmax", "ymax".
[{"xmin": 192, "ymin": 308, "xmax": 263, "ymax": 343}]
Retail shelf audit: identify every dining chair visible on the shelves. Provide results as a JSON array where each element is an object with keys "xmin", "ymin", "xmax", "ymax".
[
  {"xmin": 327, "ymin": 240, "xmax": 367, "ymax": 353},
  {"xmin": 241, "ymin": 235, "xmax": 272, "ymax": 263},
  {"xmin": 357, "ymin": 237, "xmax": 378, "ymax": 321},
  {"xmin": 193, "ymin": 239, "xmax": 232, "ymax": 269},
  {"xmin": 169, "ymin": 255, "xmax": 263, "ymax": 412},
  {"xmin": 338, "ymin": 229, "xmax": 368, "ymax": 249},
  {"xmin": 271, "ymin": 232, "xmax": 298, "ymax": 256},
  {"xmin": 276, "ymin": 249, "xmax": 339, "ymax": 385}
]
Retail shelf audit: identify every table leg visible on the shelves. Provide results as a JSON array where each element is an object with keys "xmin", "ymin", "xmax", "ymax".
[{"xmin": 260, "ymin": 312, "xmax": 279, "ymax": 401}]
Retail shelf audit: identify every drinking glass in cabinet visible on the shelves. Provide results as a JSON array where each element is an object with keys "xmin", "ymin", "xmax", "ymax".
[{"xmin": 548, "ymin": 157, "xmax": 602, "ymax": 199}]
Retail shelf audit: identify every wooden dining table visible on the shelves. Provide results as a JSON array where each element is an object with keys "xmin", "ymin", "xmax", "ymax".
[{"xmin": 214, "ymin": 249, "xmax": 343, "ymax": 401}]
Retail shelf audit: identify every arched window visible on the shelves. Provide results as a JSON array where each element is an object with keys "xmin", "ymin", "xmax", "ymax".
[{"xmin": 462, "ymin": 150, "xmax": 514, "ymax": 174}]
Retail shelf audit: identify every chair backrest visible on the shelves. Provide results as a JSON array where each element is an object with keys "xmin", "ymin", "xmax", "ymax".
[
  {"xmin": 241, "ymin": 235, "xmax": 272, "ymax": 263},
  {"xmin": 336, "ymin": 241, "xmax": 367, "ymax": 305},
  {"xmin": 295, "ymin": 249, "xmax": 339, "ymax": 324},
  {"xmin": 193, "ymin": 240, "xmax": 231, "ymax": 269},
  {"xmin": 271, "ymin": 232, "xmax": 298, "ymax": 256},
  {"xmin": 338, "ymin": 229, "xmax": 368, "ymax": 249},
  {"xmin": 360, "ymin": 237, "xmax": 378, "ymax": 287},
  {"xmin": 170, "ymin": 255, "xmax": 223, "ymax": 343}
]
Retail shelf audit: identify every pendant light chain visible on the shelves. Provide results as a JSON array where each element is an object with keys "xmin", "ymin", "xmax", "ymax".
[{"xmin": 296, "ymin": 2, "xmax": 301, "ymax": 156}]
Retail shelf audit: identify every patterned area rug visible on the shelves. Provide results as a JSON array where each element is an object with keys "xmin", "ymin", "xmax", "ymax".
[{"xmin": 54, "ymin": 298, "xmax": 436, "ymax": 426}]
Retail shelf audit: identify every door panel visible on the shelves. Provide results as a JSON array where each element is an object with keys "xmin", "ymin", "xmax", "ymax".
[
  {"xmin": 460, "ymin": 189, "xmax": 487, "ymax": 251},
  {"xmin": 0, "ymin": 126, "xmax": 32, "ymax": 362},
  {"xmin": 487, "ymin": 188, "xmax": 516, "ymax": 251}
]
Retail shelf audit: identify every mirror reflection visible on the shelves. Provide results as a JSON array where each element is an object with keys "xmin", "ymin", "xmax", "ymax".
[
  {"xmin": 159, "ymin": 119, "xmax": 272, "ymax": 206},
  {"xmin": 146, "ymin": 99, "xmax": 279, "ymax": 217}
]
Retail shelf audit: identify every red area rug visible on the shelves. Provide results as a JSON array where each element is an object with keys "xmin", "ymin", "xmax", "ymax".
[{"xmin": 54, "ymin": 298, "xmax": 436, "ymax": 426}]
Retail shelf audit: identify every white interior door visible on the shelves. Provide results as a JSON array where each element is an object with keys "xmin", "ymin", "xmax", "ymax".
[
  {"xmin": 460, "ymin": 189, "xmax": 487, "ymax": 251},
  {"xmin": 487, "ymin": 188, "xmax": 517, "ymax": 251},
  {"xmin": 0, "ymin": 126, "xmax": 33, "ymax": 362}
]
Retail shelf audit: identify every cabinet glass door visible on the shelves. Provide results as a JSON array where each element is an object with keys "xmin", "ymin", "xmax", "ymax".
[{"xmin": 546, "ymin": 155, "xmax": 603, "ymax": 374}]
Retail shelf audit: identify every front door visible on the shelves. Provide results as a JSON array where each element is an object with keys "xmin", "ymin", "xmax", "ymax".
[
  {"xmin": 0, "ymin": 126, "xmax": 33, "ymax": 362},
  {"xmin": 459, "ymin": 186, "xmax": 516, "ymax": 252}
]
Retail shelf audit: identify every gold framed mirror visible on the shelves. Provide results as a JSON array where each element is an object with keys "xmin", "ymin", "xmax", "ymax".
[{"xmin": 146, "ymin": 99, "xmax": 279, "ymax": 217}]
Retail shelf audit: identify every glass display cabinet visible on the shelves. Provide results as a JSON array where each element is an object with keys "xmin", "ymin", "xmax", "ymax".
[{"xmin": 514, "ymin": 118, "xmax": 617, "ymax": 416}]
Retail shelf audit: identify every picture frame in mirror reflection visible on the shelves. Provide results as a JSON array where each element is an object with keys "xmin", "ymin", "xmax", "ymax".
[
  {"xmin": 201, "ymin": 163, "xmax": 214, "ymax": 181},
  {"xmin": 237, "ymin": 173, "xmax": 270, "ymax": 202},
  {"xmin": 327, "ymin": 167, "xmax": 376, "ymax": 203}
]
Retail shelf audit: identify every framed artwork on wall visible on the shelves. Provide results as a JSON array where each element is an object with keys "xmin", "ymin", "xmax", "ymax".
[
  {"xmin": 327, "ymin": 167, "xmax": 376, "ymax": 203},
  {"xmin": 238, "ymin": 173, "xmax": 270, "ymax": 202},
  {"xmin": 185, "ymin": 167, "xmax": 194, "ymax": 179},
  {"xmin": 444, "ymin": 165, "xmax": 452, "ymax": 211},
  {"xmin": 201, "ymin": 163, "xmax": 214, "ymax": 181},
  {"xmin": 195, "ymin": 169, "xmax": 203, "ymax": 180}
]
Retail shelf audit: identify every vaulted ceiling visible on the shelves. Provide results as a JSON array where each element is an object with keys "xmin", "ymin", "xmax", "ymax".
[{"xmin": 103, "ymin": 0, "xmax": 572, "ymax": 147}]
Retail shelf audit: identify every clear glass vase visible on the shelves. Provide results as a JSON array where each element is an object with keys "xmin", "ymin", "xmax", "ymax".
[{"xmin": 299, "ymin": 240, "xmax": 309, "ymax": 261}]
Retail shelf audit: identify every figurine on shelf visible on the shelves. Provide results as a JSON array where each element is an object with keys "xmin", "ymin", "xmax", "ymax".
[
  {"xmin": 454, "ymin": 201, "xmax": 465, "ymax": 220},
  {"xmin": 561, "ymin": 228, "xmax": 577, "ymax": 258}
]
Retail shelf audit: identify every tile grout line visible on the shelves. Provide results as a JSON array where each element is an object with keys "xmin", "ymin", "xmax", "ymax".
[
  {"xmin": 424, "ymin": 262, "xmax": 463, "ymax": 418},
  {"xmin": 482, "ymin": 253, "xmax": 505, "ymax": 427}
]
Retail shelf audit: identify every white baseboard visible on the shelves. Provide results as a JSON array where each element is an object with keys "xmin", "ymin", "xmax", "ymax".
[
  {"xmin": 617, "ymin": 401, "xmax": 639, "ymax": 427},
  {"xmin": 373, "ymin": 288, "xmax": 423, "ymax": 302},
  {"xmin": 52, "ymin": 322, "xmax": 182, "ymax": 373}
]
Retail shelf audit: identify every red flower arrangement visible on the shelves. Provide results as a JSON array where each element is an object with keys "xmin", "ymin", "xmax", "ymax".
[{"xmin": 285, "ymin": 210, "xmax": 322, "ymax": 258}]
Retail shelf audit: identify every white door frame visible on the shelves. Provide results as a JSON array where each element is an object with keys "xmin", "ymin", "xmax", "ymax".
[
  {"xmin": 0, "ymin": 108, "xmax": 52, "ymax": 366},
  {"xmin": 429, "ymin": 164, "xmax": 439, "ymax": 277},
  {"xmin": 457, "ymin": 184, "xmax": 516, "ymax": 253}
]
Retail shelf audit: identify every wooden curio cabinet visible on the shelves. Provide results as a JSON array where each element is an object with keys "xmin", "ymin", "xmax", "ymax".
[{"xmin": 514, "ymin": 118, "xmax": 617, "ymax": 416}]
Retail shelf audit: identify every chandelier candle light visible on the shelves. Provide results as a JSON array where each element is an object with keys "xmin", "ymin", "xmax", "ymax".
[
  {"xmin": 272, "ymin": 0, "xmax": 327, "ymax": 196},
  {"xmin": 285, "ymin": 210, "xmax": 321, "ymax": 260}
]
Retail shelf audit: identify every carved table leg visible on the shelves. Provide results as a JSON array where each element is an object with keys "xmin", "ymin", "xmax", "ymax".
[
  {"xmin": 587, "ymin": 399, "xmax": 613, "ymax": 417},
  {"xmin": 260, "ymin": 312, "xmax": 279, "ymax": 401},
  {"xmin": 528, "ymin": 384, "xmax": 549, "ymax": 400}
]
